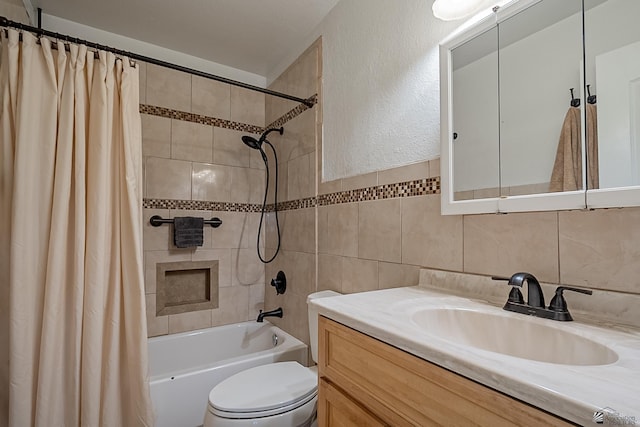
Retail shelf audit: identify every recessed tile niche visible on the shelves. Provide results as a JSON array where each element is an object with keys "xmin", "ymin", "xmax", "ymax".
[{"xmin": 156, "ymin": 260, "xmax": 219, "ymax": 316}]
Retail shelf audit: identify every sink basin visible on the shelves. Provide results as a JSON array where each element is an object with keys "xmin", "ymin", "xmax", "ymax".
[{"xmin": 411, "ymin": 308, "xmax": 618, "ymax": 366}]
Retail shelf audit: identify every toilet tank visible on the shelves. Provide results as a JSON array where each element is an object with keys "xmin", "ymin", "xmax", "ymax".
[{"xmin": 307, "ymin": 290, "xmax": 341, "ymax": 364}]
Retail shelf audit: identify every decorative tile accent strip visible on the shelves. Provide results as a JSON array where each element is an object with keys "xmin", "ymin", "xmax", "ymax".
[
  {"xmin": 140, "ymin": 104, "xmax": 263, "ymax": 134},
  {"xmin": 266, "ymin": 95, "xmax": 318, "ymax": 130},
  {"xmin": 318, "ymin": 177, "xmax": 440, "ymax": 206},
  {"xmin": 266, "ymin": 196, "xmax": 318, "ymax": 212},
  {"xmin": 140, "ymin": 95, "xmax": 317, "ymax": 135},
  {"xmin": 143, "ymin": 176, "xmax": 439, "ymax": 213},
  {"xmin": 144, "ymin": 198, "xmax": 262, "ymax": 213}
]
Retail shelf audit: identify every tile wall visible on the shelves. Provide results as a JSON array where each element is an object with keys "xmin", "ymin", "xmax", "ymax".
[
  {"xmin": 263, "ymin": 41, "xmax": 322, "ymax": 345},
  {"xmin": 141, "ymin": 63, "xmax": 268, "ymax": 337},
  {"xmin": 140, "ymin": 37, "xmax": 640, "ymax": 344},
  {"xmin": 316, "ymin": 176, "xmax": 640, "ymax": 296},
  {"xmin": 259, "ymin": 39, "xmax": 640, "ymax": 349}
]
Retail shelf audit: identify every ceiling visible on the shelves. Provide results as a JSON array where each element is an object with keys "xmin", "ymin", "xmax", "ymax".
[{"xmin": 31, "ymin": 0, "xmax": 340, "ymax": 77}]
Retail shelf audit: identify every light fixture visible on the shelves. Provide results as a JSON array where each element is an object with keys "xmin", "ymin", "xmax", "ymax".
[{"xmin": 432, "ymin": 0, "xmax": 497, "ymax": 21}]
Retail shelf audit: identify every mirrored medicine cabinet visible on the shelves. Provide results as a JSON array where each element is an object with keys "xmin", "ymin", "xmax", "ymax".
[{"xmin": 440, "ymin": 0, "xmax": 640, "ymax": 214}]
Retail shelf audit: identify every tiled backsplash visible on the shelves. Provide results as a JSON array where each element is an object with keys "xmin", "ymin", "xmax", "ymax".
[
  {"xmin": 418, "ymin": 268, "xmax": 640, "ymax": 329},
  {"xmin": 316, "ymin": 187, "xmax": 640, "ymax": 299}
]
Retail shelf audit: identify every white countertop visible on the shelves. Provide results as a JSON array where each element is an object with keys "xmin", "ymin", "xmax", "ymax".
[{"xmin": 311, "ymin": 286, "xmax": 640, "ymax": 426}]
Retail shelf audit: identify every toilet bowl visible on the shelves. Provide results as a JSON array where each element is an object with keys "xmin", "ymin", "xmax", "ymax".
[{"xmin": 203, "ymin": 290, "xmax": 340, "ymax": 427}]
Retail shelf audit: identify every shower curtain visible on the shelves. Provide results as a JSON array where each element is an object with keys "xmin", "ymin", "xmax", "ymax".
[{"xmin": 0, "ymin": 29, "xmax": 153, "ymax": 426}]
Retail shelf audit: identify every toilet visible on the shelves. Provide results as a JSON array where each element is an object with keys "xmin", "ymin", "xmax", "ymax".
[{"xmin": 203, "ymin": 290, "xmax": 340, "ymax": 427}]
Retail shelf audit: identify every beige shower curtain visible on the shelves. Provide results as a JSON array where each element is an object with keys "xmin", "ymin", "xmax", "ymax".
[{"xmin": 0, "ymin": 29, "xmax": 153, "ymax": 426}]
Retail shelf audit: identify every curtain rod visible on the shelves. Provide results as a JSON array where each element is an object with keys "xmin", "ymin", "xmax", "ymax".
[{"xmin": 0, "ymin": 15, "xmax": 315, "ymax": 108}]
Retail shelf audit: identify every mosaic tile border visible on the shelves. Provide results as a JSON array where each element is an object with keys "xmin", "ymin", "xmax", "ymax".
[
  {"xmin": 143, "ymin": 198, "xmax": 262, "ymax": 213},
  {"xmin": 140, "ymin": 104, "xmax": 263, "ymax": 133},
  {"xmin": 140, "ymin": 95, "xmax": 317, "ymax": 135},
  {"xmin": 266, "ymin": 196, "xmax": 318, "ymax": 212},
  {"xmin": 143, "ymin": 177, "xmax": 440, "ymax": 213},
  {"xmin": 318, "ymin": 177, "xmax": 440, "ymax": 207}
]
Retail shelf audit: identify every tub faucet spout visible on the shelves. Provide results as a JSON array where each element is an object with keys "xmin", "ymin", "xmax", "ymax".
[{"xmin": 257, "ymin": 307, "xmax": 283, "ymax": 322}]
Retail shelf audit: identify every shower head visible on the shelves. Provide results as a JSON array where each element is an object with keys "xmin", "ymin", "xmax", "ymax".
[
  {"xmin": 241, "ymin": 127, "xmax": 284, "ymax": 151},
  {"xmin": 244, "ymin": 128, "xmax": 284, "ymax": 263},
  {"xmin": 241, "ymin": 135, "xmax": 261, "ymax": 150}
]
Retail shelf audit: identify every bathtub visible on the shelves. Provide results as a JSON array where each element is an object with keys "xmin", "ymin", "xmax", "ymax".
[{"xmin": 148, "ymin": 321, "xmax": 308, "ymax": 427}]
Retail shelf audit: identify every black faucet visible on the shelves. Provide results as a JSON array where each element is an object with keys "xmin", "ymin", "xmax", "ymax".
[
  {"xmin": 492, "ymin": 273, "xmax": 592, "ymax": 321},
  {"xmin": 256, "ymin": 307, "xmax": 283, "ymax": 322},
  {"xmin": 507, "ymin": 272, "xmax": 545, "ymax": 308}
]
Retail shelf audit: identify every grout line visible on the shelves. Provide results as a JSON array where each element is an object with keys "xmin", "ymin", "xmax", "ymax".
[
  {"xmin": 461, "ymin": 214, "xmax": 465, "ymax": 273},
  {"xmin": 556, "ymin": 211, "xmax": 561, "ymax": 284},
  {"xmin": 189, "ymin": 74, "xmax": 193, "ymax": 115},
  {"xmin": 169, "ymin": 118, "xmax": 174, "ymax": 162},
  {"xmin": 400, "ymin": 197, "xmax": 404, "ymax": 266}
]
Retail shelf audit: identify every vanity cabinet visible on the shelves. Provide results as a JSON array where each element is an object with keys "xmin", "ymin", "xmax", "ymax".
[{"xmin": 317, "ymin": 316, "xmax": 574, "ymax": 426}]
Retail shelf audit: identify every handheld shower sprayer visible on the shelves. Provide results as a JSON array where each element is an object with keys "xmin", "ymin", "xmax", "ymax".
[
  {"xmin": 241, "ymin": 127, "xmax": 283, "ymax": 151},
  {"xmin": 241, "ymin": 127, "xmax": 284, "ymax": 263},
  {"xmin": 241, "ymin": 127, "xmax": 283, "ymax": 162}
]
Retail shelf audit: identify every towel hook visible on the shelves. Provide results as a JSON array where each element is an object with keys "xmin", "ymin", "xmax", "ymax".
[
  {"xmin": 570, "ymin": 88, "xmax": 580, "ymax": 107},
  {"xmin": 587, "ymin": 85, "xmax": 596, "ymax": 104}
]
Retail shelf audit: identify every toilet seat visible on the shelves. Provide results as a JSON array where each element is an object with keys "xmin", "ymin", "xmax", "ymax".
[{"xmin": 208, "ymin": 362, "xmax": 318, "ymax": 420}]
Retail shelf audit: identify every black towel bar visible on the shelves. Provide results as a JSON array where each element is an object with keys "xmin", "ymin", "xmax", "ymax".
[{"xmin": 149, "ymin": 215, "xmax": 222, "ymax": 228}]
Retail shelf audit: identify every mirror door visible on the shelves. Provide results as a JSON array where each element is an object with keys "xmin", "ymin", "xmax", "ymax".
[
  {"xmin": 498, "ymin": 0, "xmax": 583, "ymax": 197},
  {"xmin": 584, "ymin": 0, "xmax": 640, "ymax": 208},
  {"xmin": 451, "ymin": 27, "xmax": 500, "ymax": 202}
]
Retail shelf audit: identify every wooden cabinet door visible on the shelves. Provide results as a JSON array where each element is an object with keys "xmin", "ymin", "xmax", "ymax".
[
  {"xmin": 318, "ymin": 316, "xmax": 575, "ymax": 427},
  {"xmin": 318, "ymin": 378, "xmax": 387, "ymax": 427}
]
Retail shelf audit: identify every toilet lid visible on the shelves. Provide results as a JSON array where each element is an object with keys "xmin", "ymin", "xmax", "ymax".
[{"xmin": 209, "ymin": 362, "xmax": 317, "ymax": 414}]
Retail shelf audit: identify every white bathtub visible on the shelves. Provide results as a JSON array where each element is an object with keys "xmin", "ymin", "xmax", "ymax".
[{"xmin": 148, "ymin": 321, "xmax": 308, "ymax": 427}]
